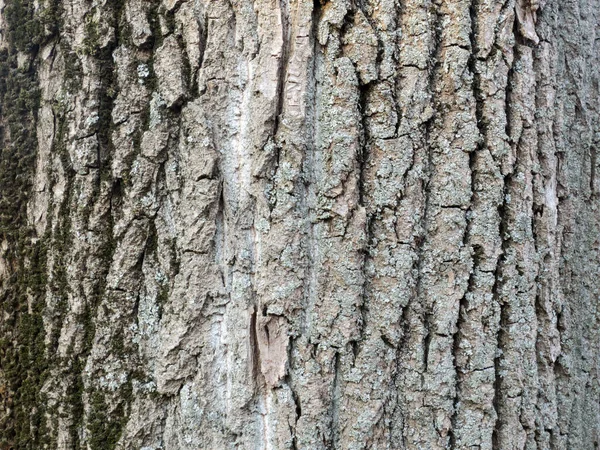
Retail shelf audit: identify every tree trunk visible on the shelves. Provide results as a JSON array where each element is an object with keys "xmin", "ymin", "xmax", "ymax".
[{"xmin": 0, "ymin": 0, "xmax": 599, "ymax": 448}]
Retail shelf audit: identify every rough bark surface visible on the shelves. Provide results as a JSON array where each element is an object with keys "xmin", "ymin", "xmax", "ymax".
[{"xmin": 0, "ymin": 0, "xmax": 599, "ymax": 448}]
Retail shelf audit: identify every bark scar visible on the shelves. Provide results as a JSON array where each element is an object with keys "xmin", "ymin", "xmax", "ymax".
[
  {"xmin": 515, "ymin": 0, "xmax": 544, "ymax": 44},
  {"xmin": 256, "ymin": 313, "xmax": 289, "ymax": 387}
]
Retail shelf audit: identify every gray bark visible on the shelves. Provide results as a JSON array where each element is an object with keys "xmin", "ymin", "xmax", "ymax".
[{"xmin": 0, "ymin": 0, "xmax": 599, "ymax": 448}]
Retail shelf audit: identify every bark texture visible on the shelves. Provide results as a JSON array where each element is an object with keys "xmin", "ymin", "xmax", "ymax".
[{"xmin": 0, "ymin": 0, "xmax": 599, "ymax": 448}]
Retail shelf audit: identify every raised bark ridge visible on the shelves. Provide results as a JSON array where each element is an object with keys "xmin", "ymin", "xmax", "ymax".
[{"xmin": 0, "ymin": 0, "xmax": 599, "ymax": 449}]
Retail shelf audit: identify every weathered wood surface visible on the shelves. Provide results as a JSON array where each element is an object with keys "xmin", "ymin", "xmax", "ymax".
[{"xmin": 0, "ymin": 0, "xmax": 599, "ymax": 448}]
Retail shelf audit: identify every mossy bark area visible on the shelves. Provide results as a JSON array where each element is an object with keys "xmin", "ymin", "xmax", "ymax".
[
  {"xmin": 0, "ymin": 0, "xmax": 50, "ymax": 448},
  {"xmin": 0, "ymin": 0, "xmax": 599, "ymax": 449}
]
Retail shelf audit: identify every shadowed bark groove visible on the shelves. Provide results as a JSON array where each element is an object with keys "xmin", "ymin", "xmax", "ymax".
[{"xmin": 0, "ymin": 0, "xmax": 599, "ymax": 449}]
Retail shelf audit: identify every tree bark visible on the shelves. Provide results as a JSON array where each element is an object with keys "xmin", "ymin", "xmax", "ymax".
[{"xmin": 0, "ymin": 0, "xmax": 599, "ymax": 448}]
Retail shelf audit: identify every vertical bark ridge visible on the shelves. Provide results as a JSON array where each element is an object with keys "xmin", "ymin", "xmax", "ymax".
[{"xmin": 452, "ymin": 0, "xmax": 515, "ymax": 447}]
